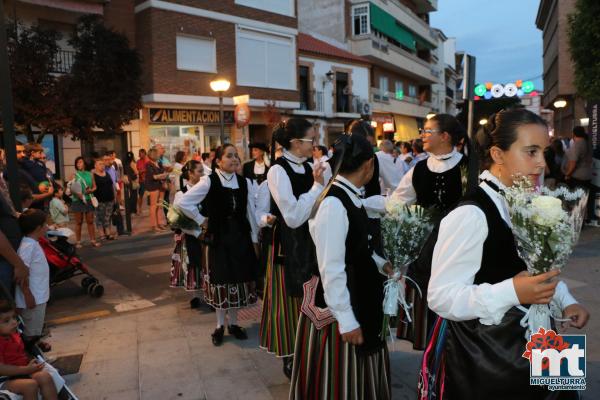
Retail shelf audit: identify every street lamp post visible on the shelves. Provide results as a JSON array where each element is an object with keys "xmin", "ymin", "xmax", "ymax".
[
  {"xmin": 210, "ymin": 78, "xmax": 231, "ymax": 145},
  {"xmin": 553, "ymin": 98, "xmax": 567, "ymax": 138}
]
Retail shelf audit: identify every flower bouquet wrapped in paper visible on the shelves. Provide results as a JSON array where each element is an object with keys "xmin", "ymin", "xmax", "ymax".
[
  {"xmin": 162, "ymin": 201, "xmax": 202, "ymax": 236},
  {"xmin": 380, "ymin": 198, "xmax": 434, "ymax": 338},
  {"xmin": 504, "ymin": 177, "xmax": 585, "ymax": 338}
]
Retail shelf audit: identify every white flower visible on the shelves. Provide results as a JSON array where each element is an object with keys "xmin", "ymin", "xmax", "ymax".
[
  {"xmin": 531, "ymin": 196, "xmax": 566, "ymax": 227},
  {"xmin": 385, "ymin": 196, "xmax": 405, "ymax": 215}
]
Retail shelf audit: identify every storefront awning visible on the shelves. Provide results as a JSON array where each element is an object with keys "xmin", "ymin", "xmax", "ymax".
[
  {"xmin": 370, "ymin": 4, "xmax": 416, "ymax": 51},
  {"xmin": 393, "ymin": 115, "xmax": 419, "ymax": 141}
]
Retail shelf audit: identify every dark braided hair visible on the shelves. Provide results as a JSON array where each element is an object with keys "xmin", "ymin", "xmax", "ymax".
[{"xmin": 180, "ymin": 159, "xmax": 202, "ymax": 193}]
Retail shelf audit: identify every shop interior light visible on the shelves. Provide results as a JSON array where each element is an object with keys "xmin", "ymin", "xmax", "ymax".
[
  {"xmin": 383, "ymin": 122, "xmax": 395, "ymax": 132},
  {"xmin": 479, "ymin": 118, "xmax": 488, "ymax": 126},
  {"xmin": 370, "ymin": 121, "xmax": 378, "ymax": 128}
]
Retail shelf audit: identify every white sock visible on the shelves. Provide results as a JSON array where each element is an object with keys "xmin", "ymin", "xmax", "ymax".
[
  {"xmin": 228, "ymin": 309, "xmax": 238, "ymax": 326},
  {"xmin": 216, "ymin": 309, "xmax": 226, "ymax": 328}
]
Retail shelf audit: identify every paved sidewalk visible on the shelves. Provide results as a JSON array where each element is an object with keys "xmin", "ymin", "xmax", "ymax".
[{"xmin": 43, "ymin": 224, "xmax": 600, "ymax": 400}]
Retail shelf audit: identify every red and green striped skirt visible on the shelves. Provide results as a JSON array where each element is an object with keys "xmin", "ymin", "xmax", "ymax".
[
  {"xmin": 289, "ymin": 313, "xmax": 391, "ymax": 400},
  {"xmin": 259, "ymin": 244, "xmax": 302, "ymax": 357}
]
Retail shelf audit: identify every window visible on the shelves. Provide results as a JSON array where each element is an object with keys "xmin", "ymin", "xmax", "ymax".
[
  {"xmin": 299, "ymin": 66, "xmax": 310, "ymax": 110},
  {"xmin": 379, "ymin": 76, "xmax": 389, "ymax": 98},
  {"xmin": 395, "ymin": 81, "xmax": 404, "ymax": 100},
  {"xmin": 235, "ymin": 0, "xmax": 294, "ymax": 16},
  {"xmin": 352, "ymin": 5, "xmax": 370, "ymax": 36},
  {"xmin": 236, "ymin": 27, "xmax": 296, "ymax": 90},
  {"xmin": 176, "ymin": 36, "xmax": 216, "ymax": 73},
  {"xmin": 408, "ymin": 84, "xmax": 417, "ymax": 97}
]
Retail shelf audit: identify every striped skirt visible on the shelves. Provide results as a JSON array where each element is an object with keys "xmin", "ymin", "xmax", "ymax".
[
  {"xmin": 289, "ymin": 313, "xmax": 391, "ymax": 400},
  {"xmin": 170, "ymin": 233, "xmax": 202, "ymax": 291},
  {"xmin": 259, "ymin": 244, "xmax": 302, "ymax": 357},
  {"xmin": 202, "ymin": 245, "xmax": 257, "ymax": 310}
]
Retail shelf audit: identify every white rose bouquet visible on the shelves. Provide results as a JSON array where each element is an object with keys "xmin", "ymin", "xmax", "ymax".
[
  {"xmin": 504, "ymin": 178, "xmax": 583, "ymax": 337},
  {"xmin": 380, "ymin": 197, "xmax": 434, "ymax": 338}
]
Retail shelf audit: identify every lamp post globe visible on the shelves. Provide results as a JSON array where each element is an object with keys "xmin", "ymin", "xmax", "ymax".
[
  {"xmin": 210, "ymin": 78, "xmax": 231, "ymax": 144},
  {"xmin": 553, "ymin": 98, "xmax": 567, "ymax": 138}
]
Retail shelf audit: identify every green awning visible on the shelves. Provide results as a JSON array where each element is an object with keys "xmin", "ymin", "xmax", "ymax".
[{"xmin": 369, "ymin": 3, "xmax": 416, "ymax": 51}]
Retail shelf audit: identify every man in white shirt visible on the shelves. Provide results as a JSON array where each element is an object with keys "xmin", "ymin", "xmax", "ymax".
[{"xmin": 376, "ymin": 140, "xmax": 406, "ymax": 193}]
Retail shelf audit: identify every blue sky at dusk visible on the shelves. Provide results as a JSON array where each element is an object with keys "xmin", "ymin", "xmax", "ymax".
[{"xmin": 430, "ymin": 0, "xmax": 544, "ymax": 90}]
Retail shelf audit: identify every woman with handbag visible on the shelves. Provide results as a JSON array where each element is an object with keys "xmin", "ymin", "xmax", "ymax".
[
  {"xmin": 69, "ymin": 156, "xmax": 100, "ymax": 248},
  {"xmin": 145, "ymin": 148, "xmax": 169, "ymax": 233}
]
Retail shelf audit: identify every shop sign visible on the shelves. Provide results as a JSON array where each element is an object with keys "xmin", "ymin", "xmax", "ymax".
[
  {"xmin": 149, "ymin": 108, "xmax": 234, "ymax": 125},
  {"xmin": 235, "ymin": 103, "xmax": 251, "ymax": 128}
]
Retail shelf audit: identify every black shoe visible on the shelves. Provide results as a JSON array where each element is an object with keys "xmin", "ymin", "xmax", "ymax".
[
  {"xmin": 227, "ymin": 324, "xmax": 248, "ymax": 340},
  {"xmin": 211, "ymin": 326, "xmax": 224, "ymax": 346},
  {"xmin": 190, "ymin": 297, "xmax": 202, "ymax": 309},
  {"xmin": 282, "ymin": 357, "xmax": 293, "ymax": 380}
]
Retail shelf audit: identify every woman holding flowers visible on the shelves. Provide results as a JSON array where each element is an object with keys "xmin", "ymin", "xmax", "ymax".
[
  {"xmin": 392, "ymin": 113, "xmax": 469, "ymax": 349},
  {"xmin": 290, "ymin": 132, "xmax": 391, "ymax": 400},
  {"xmin": 175, "ymin": 144, "xmax": 259, "ymax": 346},
  {"xmin": 420, "ymin": 108, "xmax": 589, "ymax": 399}
]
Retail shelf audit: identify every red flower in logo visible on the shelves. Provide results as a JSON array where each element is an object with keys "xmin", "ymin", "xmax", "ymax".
[{"xmin": 522, "ymin": 328, "xmax": 570, "ymax": 370}]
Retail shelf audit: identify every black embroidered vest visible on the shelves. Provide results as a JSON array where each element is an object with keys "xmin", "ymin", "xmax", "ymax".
[{"xmin": 412, "ymin": 156, "xmax": 465, "ymax": 213}]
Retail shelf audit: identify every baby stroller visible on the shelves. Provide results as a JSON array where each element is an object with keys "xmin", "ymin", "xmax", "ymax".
[{"xmin": 39, "ymin": 229, "xmax": 104, "ymax": 298}]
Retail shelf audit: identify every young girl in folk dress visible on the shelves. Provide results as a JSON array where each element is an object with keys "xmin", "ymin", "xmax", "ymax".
[
  {"xmin": 174, "ymin": 144, "xmax": 259, "ymax": 346},
  {"xmin": 170, "ymin": 160, "xmax": 204, "ymax": 300},
  {"xmin": 258, "ymin": 118, "xmax": 326, "ymax": 377},
  {"xmin": 421, "ymin": 109, "xmax": 589, "ymax": 399},
  {"xmin": 290, "ymin": 133, "xmax": 392, "ymax": 400}
]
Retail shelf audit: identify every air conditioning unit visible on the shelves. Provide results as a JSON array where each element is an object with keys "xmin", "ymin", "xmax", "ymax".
[{"xmin": 359, "ymin": 101, "xmax": 372, "ymax": 116}]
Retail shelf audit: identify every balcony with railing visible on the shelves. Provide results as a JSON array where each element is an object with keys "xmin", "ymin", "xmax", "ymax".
[
  {"xmin": 370, "ymin": 87, "xmax": 431, "ymax": 118},
  {"xmin": 335, "ymin": 94, "xmax": 361, "ymax": 114},
  {"xmin": 446, "ymin": 87, "xmax": 454, "ymax": 100},
  {"xmin": 350, "ymin": 34, "xmax": 437, "ymax": 83},
  {"xmin": 366, "ymin": 0, "xmax": 437, "ymax": 48},
  {"xmin": 299, "ymin": 90, "xmax": 324, "ymax": 112},
  {"xmin": 51, "ymin": 49, "xmax": 76, "ymax": 74}
]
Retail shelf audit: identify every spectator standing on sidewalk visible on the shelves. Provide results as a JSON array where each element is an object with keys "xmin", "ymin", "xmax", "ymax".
[
  {"xmin": 155, "ymin": 144, "xmax": 173, "ymax": 218},
  {"xmin": 0, "ymin": 174, "xmax": 28, "ymax": 296},
  {"xmin": 94, "ymin": 158, "xmax": 116, "ymax": 241},
  {"xmin": 136, "ymin": 149, "xmax": 148, "ymax": 216},
  {"xmin": 70, "ymin": 157, "xmax": 99, "ymax": 248},
  {"xmin": 564, "ymin": 126, "xmax": 595, "ymax": 222},
  {"xmin": 124, "ymin": 152, "xmax": 139, "ymax": 216},
  {"xmin": 145, "ymin": 148, "xmax": 168, "ymax": 233}
]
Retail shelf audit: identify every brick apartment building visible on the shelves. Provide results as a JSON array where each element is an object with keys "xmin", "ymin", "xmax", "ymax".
[
  {"xmin": 135, "ymin": 0, "xmax": 300, "ymax": 162},
  {"xmin": 4, "ymin": 0, "xmax": 300, "ymax": 177},
  {"xmin": 298, "ymin": 0, "xmax": 439, "ymax": 142},
  {"xmin": 536, "ymin": 0, "xmax": 587, "ymax": 138}
]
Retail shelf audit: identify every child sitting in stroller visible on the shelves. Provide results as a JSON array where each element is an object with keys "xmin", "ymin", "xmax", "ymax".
[{"xmin": 0, "ymin": 300, "xmax": 61, "ymax": 400}]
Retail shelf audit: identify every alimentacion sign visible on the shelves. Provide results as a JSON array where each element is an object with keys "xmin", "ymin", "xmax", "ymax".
[{"xmin": 149, "ymin": 108, "xmax": 234, "ymax": 125}]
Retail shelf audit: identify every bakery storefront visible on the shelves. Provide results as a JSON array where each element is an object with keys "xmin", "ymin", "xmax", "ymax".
[{"xmin": 145, "ymin": 107, "xmax": 234, "ymax": 161}]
